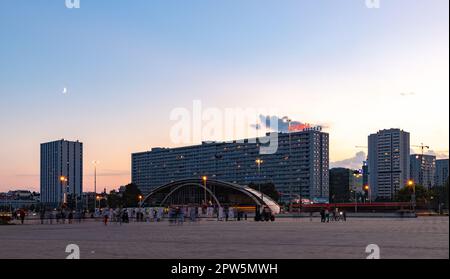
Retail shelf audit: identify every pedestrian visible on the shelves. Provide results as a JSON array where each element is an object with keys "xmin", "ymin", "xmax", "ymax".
[
  {"xmin": 325, "ymin": 208, "xmax": 330, "ymax": 223},
  {"xmin": 68, "ymin": 211, "xmax": 73, "ymax": 224},
  {"xmin": 103, "ymin": 210, "xmax": 109, "ymax": 226},
  {"xmin": 48, "ymin": 210, "xmax": 54, "ymax": 225},
  {"xmin": 342, "ymin": 210, "xmax": 347, "ymax": 222},
  {"xmin": 61, "ymin": 210, "xmax": 66, "ymax": 224},
  {"xmin": 320, "ymin": 208, "xmax": 325, "ymax": 222},
  {"xmin": 40, "ymin": 209, "xmax": 45, "ymax": 225},
  {"xmin": 19, "ymin": 209, "xmax": 26, "ymax": 224}
]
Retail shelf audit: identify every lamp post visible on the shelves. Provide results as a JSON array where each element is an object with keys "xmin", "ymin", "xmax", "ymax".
[
  {"xmin": 255, "ymin": 159, "xmax": 264, "ymax": 200},
  {"xmin": 407, "ymin": 179, "xmax": 416, "ymax": 212},
  {"xmin": 202, "ymin": 176, "xmax": 207, "ymax": 205},
  {"xmin": 59, "ymin": 176, "xmax": 68, "ymax": 207},
  {"xmin": 96, "ymin": 195, "xmax": 101, "ymax": 210},
  {"xmin": 138, "ymin": 195, "xmax": 143, "ymax": 208},
  {"xmin": 364, "ymin": 185, "xmax": 371, "ymax": 203},
  {"xmin": 282, "ymin": 117, "xmax": 293, "ymax": 210},
  {"xmin": 92, "ymin": 161, "xmax": 100, "ymax": 209}
]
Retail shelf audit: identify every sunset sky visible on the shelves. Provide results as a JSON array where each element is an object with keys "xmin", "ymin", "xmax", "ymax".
[{"xmin": 0, "ymin": 0, "xmax": 448, "ymax": 192}]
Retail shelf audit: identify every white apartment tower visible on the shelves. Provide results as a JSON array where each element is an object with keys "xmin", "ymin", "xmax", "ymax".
[{"xmin": 368, "ymin": 129, "xmax": 410, "ymax": 201}]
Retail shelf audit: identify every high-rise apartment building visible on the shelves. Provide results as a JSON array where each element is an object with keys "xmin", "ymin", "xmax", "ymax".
[
  {"xmin": 132, "ymin": 130, "xmax": 329, "ymax": 202},
  {"xmin": 40, "ymin": 139, "xmax": 83, "ymax": 205},
  {"xmin": 368, "ymin": 129, "xmax": 410, "ymax": 200},
  {"xmin": 410, "ymin": 154, "xmax": 436, "ymax": 189},
  {"xmin": 435, "ymin": 159, "xmax": 449, "ymax": 187}
]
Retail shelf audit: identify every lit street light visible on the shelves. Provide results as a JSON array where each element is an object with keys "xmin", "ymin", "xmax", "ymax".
[
  {"xmin": 255, "ymin": 159, "xmax": 264, "ymax": 201},
  {"xmin": 364, "ymin": 185, "xmax": 371, "ymax": 203},
  {"xmin": 407, "ymin": 179, "xmax": 416, "ymax": 212},
  {"xmin": 202, "ymin": 176, "xmax": 207, "ymax": 205},
  {"xmin": 138, "ymin": 195, "xmax": 143, "ymax": 208},
  {"xmin": 60, "ymin": 176, "xmax": 68, "ymax": 207}
]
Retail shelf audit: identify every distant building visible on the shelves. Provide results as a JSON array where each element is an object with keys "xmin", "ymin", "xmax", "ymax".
[
  {"xmin": 368, "ymin": 129, "xmax": 410, "ymax": 201},
  {"xmin": 410, "ymin": 154, "xmax": 436, "ymax": 189},
  {"xmin": 0, "ymin": 190, "xmax": 39, "ymax": 209},
  {"xmin": 329, "ymin": 168, "xmax": 352, "ymax": 203},
  {"xmin": 40, "ymin": 139, "xmax": 83, "ymax": 206},
  {"xmin": 435, "ymin": 159, "xmax": 449, "ymax": 187},
  {"xmin": 132, "ymin": 130, "xmax": 329, "ymax": 202},
  {"xmin": 329, "ymin": 168, "xmax": 363, "ymax": 203},
  {"xmin": 362, "ymin": 160, "xmax": 369, "ymax": 187},
  {"xmin": 81, "ymin": 192, "xmax": 97, "ymax": 210}
]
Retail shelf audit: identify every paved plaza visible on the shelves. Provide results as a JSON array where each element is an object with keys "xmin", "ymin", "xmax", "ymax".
[{"xmin": 0, "ymin": 217, "xmax": 448, "ymax": 259}]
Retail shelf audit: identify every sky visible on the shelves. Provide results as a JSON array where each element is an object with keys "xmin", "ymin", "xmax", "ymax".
[{"xmin": 0, "ymin": 0, "xmax": 448, "ymax": 192}]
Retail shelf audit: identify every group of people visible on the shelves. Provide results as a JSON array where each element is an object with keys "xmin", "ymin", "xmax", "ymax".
[
  {"xmin": 100, "ymin": 207, "xmax": 164, "ymax": 225},
  {"xmin": 319, "ymin": 207, "xmax": 347, "ymax": 222},
  {"xmin": 13, "ymin": 205, "xmax": 255, "ymax": 225},
  {"xmin": 166, "ymin": 205, "xmax": 249, "ymax": 224},
  {"xmin": 39, "ymin": 209, "xmax": 89, "ymax": 225}
]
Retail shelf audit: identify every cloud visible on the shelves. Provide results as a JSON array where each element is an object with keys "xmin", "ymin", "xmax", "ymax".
[
  {"xmin": 15, "ymin": 174, "xmax": 39, "ymax": 177},
  {"xmin": 330, "ymin": 151, "xmax": 367, "ymax": 170},
  {"xmin": 410, "ymin": 148, "xmax": 449, "ymax": 159},
  {"xmin": 87, "ymin": 169, "xmax": 130, "ymax": 177},
  {"xmin": 251, "ymin": 114, "xmax": 328, "ymax": 132},
  {"xmin": 400, "ymin": 92, "xmax": 416, "ymax": 97},
  {"xmin": 426, "ymin": 150, "xmax": 449, "ymax": 159}
]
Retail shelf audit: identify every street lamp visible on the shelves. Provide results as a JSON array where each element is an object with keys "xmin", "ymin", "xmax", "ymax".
[
  {"xmin": 202, "ymin": 176, "xmax": 207, "ymax": 205},
  {"xmin": 96, "ymin": 195, "xmax": 101, "ymax": 210},
  {"xmin": 364, "ymin": 185, "xmax": 371, "ymax": 203},
  {"xmin": 282, "ymin": 117, "xmax": 293, "ymax": 209},
  {"xmin": 138, "ymin": 195, "xmax": 143, "ymax": 208},
  {"xmin": 92, "ymin": 161, "xmax": 100, "ymax": 209},
  {"xmin": 255, "ymin": 159, "xmax": 264, "ymax": 200},
  {"xmin": 60, "ymin": 176, "xmax": 68, "ymax": 207},
  {"xmin": 407, "ymin": 179, "xmax": 416, "ymax": 212}
]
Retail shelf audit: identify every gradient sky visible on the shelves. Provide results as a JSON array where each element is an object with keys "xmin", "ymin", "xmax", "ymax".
[{"xmin": 0, "ymin": 0, "xmax": 448, "ymax": 192}]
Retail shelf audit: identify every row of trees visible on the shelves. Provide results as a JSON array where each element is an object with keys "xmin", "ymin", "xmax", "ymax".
[
  {"xmin": 396, "ymin": 180, "xmax": 449, "ymax": 209},
  {"xmin": 102, "ymin": 183, "xmax": 143, "ymax": 209}
]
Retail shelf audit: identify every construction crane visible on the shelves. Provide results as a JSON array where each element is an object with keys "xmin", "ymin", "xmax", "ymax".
[{"xmin": 412, "ymin": 143, "xmax": 430, "ymax": 156}]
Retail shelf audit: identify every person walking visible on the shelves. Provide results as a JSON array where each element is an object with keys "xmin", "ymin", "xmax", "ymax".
[
  {"xmin": 320, "ymin": 208, "xmax": 325, "ymax": 223},
  {"xmin": 19, "ymin": 209, "xmax": 25, "ymax": 225},
  {"xmin": 40, "ymin": 209, "xmax": 46, "ymax": 225},
  {"xmin": 61, "ymin": 210, "xmax": 66, "ymax": 224},
  {"xmin": 103, "ymin": 210, "xmax": 109, "ymax": 226},
  {"xmin": 325, "ymin": 208, "xmax": 330, "ymax": 223},
  {"xmin": 48, "ymin": 210, "xmax": 54, "ymax": 225},
  {"xmin": 68, "ymin": 211, "xmax": 73, "ymax": 224}
]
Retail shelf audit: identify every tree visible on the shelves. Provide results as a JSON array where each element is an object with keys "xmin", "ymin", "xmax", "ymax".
[
  {"xmin": 122, "ymin": 183, "xmax": 142, "ymax": 208},
  {"xmin": 107, "ymin": 190, "xmax": 122, "ymax": 209},
  {"xmin": 396, "ymin": 184, "xmax": 430, "ymax": 203}
]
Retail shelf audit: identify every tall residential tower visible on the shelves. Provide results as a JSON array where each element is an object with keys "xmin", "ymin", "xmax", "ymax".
[
  {"xmin": 368, "ymin": 129, "xmax": 410, "ymax": 201},
  {"xmin": 40, "ymin": 139, "xmax": 83, "ymax": 206},
  {"xmin": 410, "ymin": 154, "xmax": 436, "ymax": 189}
]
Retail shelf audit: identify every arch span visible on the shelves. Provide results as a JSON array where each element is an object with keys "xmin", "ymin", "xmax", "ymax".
[{"xmin": 141, "ymin": 179, "xmax": 281, "ymax": 214}]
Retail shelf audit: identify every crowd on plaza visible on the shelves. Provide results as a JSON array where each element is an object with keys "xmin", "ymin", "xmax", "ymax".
[
  {"xmin": 9, "ymin": 205, "xmax": 253, "ymax": 225},
  {"xmin": 9, "ymin": 205, "xmax": 350, "ymax": 225},
  {"xmin": 319, "ymin": 207, "xmax": 347, "ymax": 222}
]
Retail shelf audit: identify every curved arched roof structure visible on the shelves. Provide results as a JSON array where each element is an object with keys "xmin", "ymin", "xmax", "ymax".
[{"xmin": 142, "ymin": 179, "xmax": 281, "ymax": 214}]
